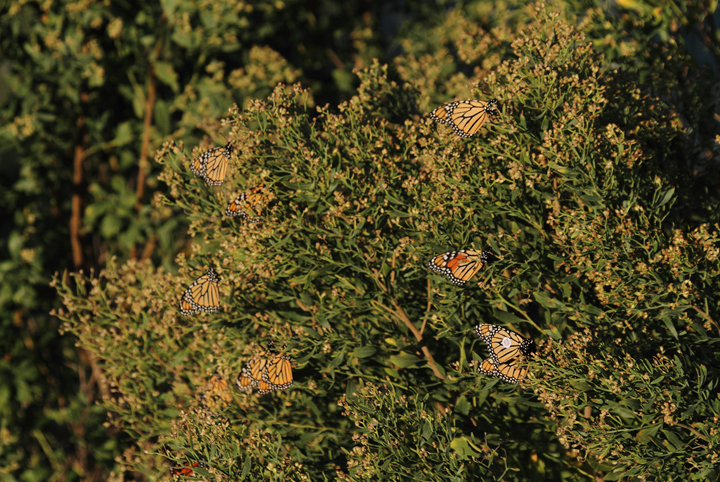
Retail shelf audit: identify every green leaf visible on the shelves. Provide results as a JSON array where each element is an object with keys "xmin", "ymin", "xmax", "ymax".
[
  {"xmin": 171, "ymin": 31, "xmax": 193, "ymax": 48},
  {"xmin": 450, "ymin": 437, "xmax": 480, "ymax": 461},
  {"xmin": 602, "ymin": 469, "xmax": 626, "ymax": 481},
  {"xmin": 656, "ymin": 188, "xmax": 675, "ymax": 208},
  {"xmin": 154, "ymin": 100, "xmax": 170, "ymax": 136},
  {"xmin": 302, "ymin": 326, "xmax": 320, "ymax": 338},
  {"xmin": 658, "ymin": 314, "xmax": 679, "ymax": 340},
  {"xmin": 350, "ymin": 346, "xmax": 377, "ymax": 358},
  {"xmin": 494, "ymin": 310, "xmax": 526, "ymax": 326},
  {"xmin": 200, "ymin": 10, "xmax": 218, "ymax": 29},
  {"xmin": 635, "ymin": 423, "xmax": 661, "ymax": 444},
  {"xmin": 100, "ymin": 215, "xmax": 122, "ymax": 238},
  {"xmin": 329, "ymin": 352, "xmax": 344, "ymax": 368},
  {"xmin": 662, "ymin": 429, "xmax": 685, "ymax": 451},
  {"xmin": 611, "ymin": 406, "xmax": 636, "ymax": 420},
  {"xmin": 388, "ymin": 352, "xmax": 421, "ymax": 368},
  {"xmin": 155, "ymin": 62, "xmax": 179, "ymax": 92},
  {"xmin": 114, "ymin": 122, "xmax": 133, "ymax": 146},
  {"xmin": 421, "ymin": 419, "xmax": 433, "ymax": 440},
  {"xmin": 241, "ymin": 454, "xmax": 251, "ymax": 478},
  {"xmin": 454, "ymin": 395, "xmax": 470, "ymax": 416},
  {"xmin": 569, "ymin": 379, "xmax": 592, "ymax": 391},
  {"xmin": 7, "ymin": 231, "xmax": 22, "ymax": 257},
  {"xmin": 541, "ymin": 116, "xmax": 549, "ymax": 131},
  {"xmin": 692, "ymin": 468, "xmax": 717, "ymax": 480}
]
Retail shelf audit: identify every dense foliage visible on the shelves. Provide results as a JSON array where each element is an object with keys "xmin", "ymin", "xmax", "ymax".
[
  {"xmin": 54, "ymin": 4, "xmax": 720, "ymax": 481},
  {"xmin": 0, "ymin": 0, "xmax": 443, "ymax": 479},
  {"xmin": 3, "ymin": 0, "xmax": 720, "ymax": 480}
]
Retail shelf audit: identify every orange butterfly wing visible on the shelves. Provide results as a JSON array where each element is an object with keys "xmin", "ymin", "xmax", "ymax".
[
  {"xmin": 179, "ymin": 267, "xmax": 220, "ymax": 316},
  {"xmin": 190, "ymin": 142, "xmax": 232, "ymax": 185},
  {"xmin": 430, "ymin": 104, "xmax": 452, "ymax": 125},
  {"xmin": 171, "ymin": 462, "xmax": 206, "ymax": 477},
  {"xmin": 263, "ymin": 354, "xmax": 293, "ymax": 390},
  {"xmin": 428, "ymin": 249, "xmax": 489, "ymax": 286},
  {"xmin": 495, "ymin": 361, "xmax": 529, "ymax": 384},
  {"xmin": 474, "ymin": 323, "xmax": 536, "ymax": 384},
  {"xmin": 478, "ymin": 357, "xmax": 500, "ymax": 377},
  {"xmin": 225, "ymin": 184, "xmax": 266, "ymax": 222},
  {"xmin": 431, "ymin": 99, "xmax": 498, "ymax": 138}
]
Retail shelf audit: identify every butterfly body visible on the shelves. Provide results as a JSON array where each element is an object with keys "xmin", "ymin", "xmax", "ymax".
[
  {"xmin": 191, "ymin": 142, "xmax": 232, "ymax": 186},
  {"xmin": 180, "ymin": 267, "xmax": 220, "ymax": 316},
  {"xmin": 431, "ymin": 99, "xmax": 498, "ymax": 138},
  {"xmin": 474, "ymin": 323, "xmax": 536, "ymax": 384},
  {"xmin": 428, "ymin": 249, "xmax": 490, "ymax": 286},
  {"xmin": 225, "ymin": 184, "xmax": 266, "ymax": 222}
]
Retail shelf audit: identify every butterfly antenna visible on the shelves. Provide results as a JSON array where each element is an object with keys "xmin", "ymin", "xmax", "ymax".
[{"xmin": 218, "ymin": 130, "xmax": 237, "ymax": 149}]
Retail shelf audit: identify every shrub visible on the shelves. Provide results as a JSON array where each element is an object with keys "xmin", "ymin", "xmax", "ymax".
[{"xmin": 54, "ymin": 3, "xmax": 720, "ymax": 482}]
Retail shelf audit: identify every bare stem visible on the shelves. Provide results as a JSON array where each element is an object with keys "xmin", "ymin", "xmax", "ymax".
[{"xmin": 70, "ymin": 112, "xmax": 86, "ymax": 268}]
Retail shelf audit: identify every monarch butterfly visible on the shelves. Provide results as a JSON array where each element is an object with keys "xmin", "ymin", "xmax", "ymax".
[
  {"xmin": 202, "ymin": 373, "xmax": 232, "ymax": 409},
  {"xmin": 428, "ymin": 249, "xmax": 490, "ymax": 286},
  {"xmin": 259, "ymin": 352, "xmax": 293, "ymax": 394},
  {"xmin": 235, "ymin": 352, "xmax": 269, "ymax": 393},
  {"xmin": 430, "ymin": 99, "xmax": 498, "ymax": 138},
  {"xmin": 225, "ymin": 184, "xmax": 266, "ymax": 222},
  {"xmin": 190, "ymin": 142, "xmax": 233, "ymax": 186},
  {"xmin": 170, "ymin": 461, "xmax": 207, "ymax": 477},
  {"xmin": 179, "ymin": 267, "xmax": 220, "ymax": 316},
  {"xmin": 474, "ymin": 323, "xmax": 536, "ymax": 384},
  {"xmin": 235, "ymin": 346, "xmax": 293, "ymax": 395}
]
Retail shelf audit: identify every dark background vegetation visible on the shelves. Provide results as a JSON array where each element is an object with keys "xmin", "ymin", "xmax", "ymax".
[{"xmin": 2, "ymin": 0, "xmax": 720, "ymax": 480}]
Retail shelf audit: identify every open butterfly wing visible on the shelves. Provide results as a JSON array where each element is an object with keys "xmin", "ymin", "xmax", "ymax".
[
  {"xmin": 179, "ymin": 267, "xmax": 220, "ymax": 316},
  {"xmin": 428, "ymin": 249, "xmax": 489, "ymax": 286},
  {"xmin": 448, "ymin": 100, "xmax": 496, "ymax": 137},
  {"xmin": 256, "ymin": 379, "xmax": 276, "ymax": 396},
  {"xmin": 225, "ymin": 184, "xmax": 265, "ymax": 221},
  {"xmin": 171, "ymin": 461, "xmax": 206, "ymax": 477},
  {"xmin": 431, "ymin": 99, "xmax": 498, "ymax": 137},
  {"xmin": 180, "ymin": 296, "xmax": 197, "ymax": 316},
  {"xmin": 475, "ymin": 323, "xmax": 535, "ymax": 383},
  {"xmin": 190, "ymin": 153, "xmax": 208, "ymax": 177},
  {"xmin": 205, "ymin": 373, "xmax": 232, "ymax": 406},
  {"xmin": 263, "ymin": 354, "xmax": 293, "ymax": 390},
  {"xmin": 248, "ymin": 355, "xmax": 269, "ymax": 382},
  {"xmin": 489, "ymin": 329, "xmax": 527, "ymax": 364},
  {"xmin": 191, "ymin": 142, "xmax": 232, "ymax": 185},
  {"xmin": 495, "ymin": 361, "xmax": 529, "ymax": 384},
  {"xmin": 204, "ymin": 145, "xmax": 231, "ymax": 186}
]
